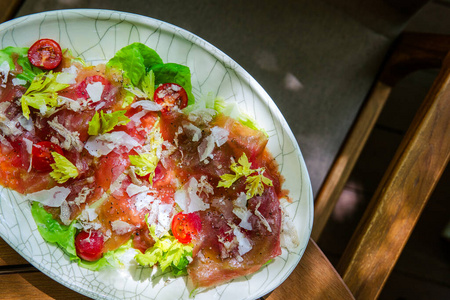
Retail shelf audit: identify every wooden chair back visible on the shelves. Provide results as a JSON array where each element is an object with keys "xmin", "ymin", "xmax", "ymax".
[{"xmin": 266, "ymin": 32, "xmax": 450, "ymax": 299}]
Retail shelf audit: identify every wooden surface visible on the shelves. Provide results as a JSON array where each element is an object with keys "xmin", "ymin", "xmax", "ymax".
[
  {"xmin": 337, "ymin": 52, "xmax": 450, "ymax": 299},
  {"xmin": 0, "ymin": 237, "xmax": 354, "ymax": 299},
  {"xmin": 265, "ymin": 239, "xmax": 354, "ymax": 300}
]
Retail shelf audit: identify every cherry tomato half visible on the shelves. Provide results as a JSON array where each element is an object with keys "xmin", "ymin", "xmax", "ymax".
[
  {"xmin": 154, "ymin": 83, "xmax": 188, "ymax": 113},
  {"xmin": 171, "ymin": 212, "xmax": 202, "ymax": 244},
  {"xmin": 75, "ymin": 230, "xmax": 105, "ymax": 261},
  {"xmin": 28, "ymin": 39, "xmax": 62, "ymax": 70},
  {"xmin": 31, "ymin": 141, "xmax": 64, "ymax": 172},
  {"xmin": 76, "ymin": 75, "xmax": 110, "ymax": 100}
]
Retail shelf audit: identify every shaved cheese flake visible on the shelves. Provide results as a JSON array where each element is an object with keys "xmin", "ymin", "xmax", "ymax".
[
  {"xmin": 135, "ymin": 192, "xmax": 155, "ymax": 211},
  {"xmin": 211, "ymin": 126, "xmax": 229, "ymax": 147},
  {"xmin": 111, "ymin": 220, "xmax": 135, "ymax": 235},
  {"xmin": 233, "ymin": 192, "xmax": 247, "ymax": 208},
  {"xmin": 25, "ymin": 186, "xmax": 71, "ymax": 207},
  {"xmin": 12, "ymin": 78, "xmax": 27, "ymax": 86},
  {"xmin": 156, "ymin": 203, "xmax": 173, "ymax": 235},
  {"xmin": 84, "ymin": 131, "xmax": 139, "ymax": 157},
  {"xmin": 18, "ymin": 116, "xmax": 34, "ymax": 132},
  {"xmin": 232, "ymin": 225, "xmax": 252, "ymax": 256},
  {"xmin": 233, "ymin": 207, "xmax": 253, "ymax": 230},
  {"xmin": 86, "ymin": 82, "xmax": 104, "ymax": 102},
  {"xmin": 198, "ymin": 134, "xmax": 215, "ymax": 162},
  {"xmin": 130, "ymin": 110, "xmax": 147, "ymax": 125},
  {"xmin": 126, "ymin": 183, "xmax": 150, "ymax": 197},
  {"xmin": 131, "ymin": 100, "xmax": 162, "ymax": 111},
  {"xmin": 175, "ymin": 177, "xmax": 210, "ymax": 213}
]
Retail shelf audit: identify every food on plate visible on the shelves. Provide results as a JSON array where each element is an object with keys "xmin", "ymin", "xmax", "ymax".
[{"xmin": 0, "ymin": 39, "xmax": 298, "ymax": 291}]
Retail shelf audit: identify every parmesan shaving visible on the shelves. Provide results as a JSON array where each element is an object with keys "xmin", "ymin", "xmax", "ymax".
[
  {"xmin": 198, "ymin": 134, "xmax": 215, "ymax": 162},
  {"xmin": 211, "ymin": 126, "xmax": 229, "ymax": 147},
  {"xmin": 232, "ymin": 207, "xmax": 253, "ymax": 230},
  {"xmin": 174, "ymin": 177, "xmax": 210, "ymax": 213},
  {"xmin": 126, "ymin": 183, "xmax": 150, "ymax": 197},
  {"xmin": 84, "ymin": 131, "xmax": 139, "ymax": 157},
  {"xmin": 131, "ymin": 100, "xmax": 162, "ymax": 111},
  {"xmin": 25, "ymin": 186, "xmax": 71, "ymax": 207},
  {"xmin": 111, "ymin": 220, "xmax": 135, "ymax": 235},
  {"xmin": 86, "ymin": 82, "xmax": 104, "ymax": 102}
]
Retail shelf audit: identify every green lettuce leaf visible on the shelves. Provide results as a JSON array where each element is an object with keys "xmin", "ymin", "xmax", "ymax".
[
  {"xmin": 31, "ymin": 202, "xmax": 78, "ymax": 259},
  {"xmin": 106, "ymin": 42, "xmax": 163, "ymax": 86},
  {"xmin": 0, "ymin": 46, "xmax": 43, "ymax": 84}
]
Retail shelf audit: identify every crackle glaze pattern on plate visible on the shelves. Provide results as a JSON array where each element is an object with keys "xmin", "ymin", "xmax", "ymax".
[{"xmin": 0, "ymin": 9, "xmax": 313, "ymax": 300}]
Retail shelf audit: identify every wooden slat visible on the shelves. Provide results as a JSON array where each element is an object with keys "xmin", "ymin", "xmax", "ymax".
[
  {"xmin": 312, "ymin": 82, "xmax": 392, "ymax": 240},
  {"xmin": 312, "ymin": 33, "xmax": 450, "ymax": 241},
  {"xmin": 0, "ymin": 237, "xmax": 29, "ymax": 265},
  {"xmin": 0, "ymin": 0, "xmax": 23, "ymax": 24},
  {"xmin": 0, "ymin": 272, "xmax": 90, "ymax": 299},
  {"xmin": 337, "ymin": 52, "xmax": 450, "ymax": 299},
  {"xmin": 265, "ymin": 239, "xmax": 354, "ymax": 300}
]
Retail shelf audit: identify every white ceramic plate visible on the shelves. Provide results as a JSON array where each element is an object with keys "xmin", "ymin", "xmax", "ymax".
[{"xmin": 0, "ymin": 9, "xmax": 313, "ymax": 300}]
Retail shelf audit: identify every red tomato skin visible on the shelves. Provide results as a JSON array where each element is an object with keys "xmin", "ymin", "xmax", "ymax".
[
  {"xmin": 27, "ymin": 39, "xmax": 62, "ymax": 70},
  {"xmin": 154, "ymin": 83, "xmax": 188, "ymax": 113},
  {"xmin": 75, "ymin": 230, "xmax": 105, "ymax": 261},
  {"xmin": 171, "ymin": 212, "xmax": 202, "ymax": 244},
  {"xmin": 31, "ymin": 141, "xmax": 64, "ymax": 172}
]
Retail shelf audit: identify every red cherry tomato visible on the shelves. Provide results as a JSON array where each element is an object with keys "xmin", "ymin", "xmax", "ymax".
[
  {"xmin": 171, "ymin": 212, "xmax": 202, "ymax": 244},
  {"xmin": 27, "ymin": 39, "xmax": 62, "ymax": 70},
  {"xmin": 154, "ymin": 83, "xmax": 188, "ymax": 113},
  {"xmin": 31, "ymin": 141, "xmax": 64, "ymax": 172},
  {"xmin": 76, "ymin": 75, "xmax": 110, "ymax": 100},
  {"xmin": 75, "ymin": 230, "xmax": 105, "ymax": 261}
]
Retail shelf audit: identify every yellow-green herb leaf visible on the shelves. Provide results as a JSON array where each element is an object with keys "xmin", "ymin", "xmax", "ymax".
[
  {"xmin": 20, "ymin": 72, "xmax": 70, "ymax": 119},
  {"xmin": 218, "ymin": 152, "xmax": 273, "ymax": 199},
  {"xmin": 88, "ymin": 110, "xmax": 130, "ymax": 135},
  {"xmin": 49, "ymin": 152, "xmax": 79, "ymax": 183}
]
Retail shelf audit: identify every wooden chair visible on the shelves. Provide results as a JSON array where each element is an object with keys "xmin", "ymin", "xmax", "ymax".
[
  {"xmin": 264, "ymin": 32, "xmax": 450, "ymax": 299},
  {"xmin": 0, "ymin": 4, "xmax": 448, "ymax": 299}
]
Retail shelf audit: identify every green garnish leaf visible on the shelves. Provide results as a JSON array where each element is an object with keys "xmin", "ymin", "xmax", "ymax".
[
  {"xmin": 140, "ymin": 69, "xmax": 155, "ymax": 100},
  {"xmin": 218, "ymin": 152, "xmax": 273, "ymax": 199},
  {"xmin": 88, "ymin": 110, "xmax": 130, "ymax": 135},
  {"xmin": 128, "ymin": 122, "xmax": 162, "ymax": 183},
  {"xmin": 129, "ymin": 153, "xmax": 159, "ymax": 179},
  {"xmin": 106, "ymin": 42, "xmax": 163, "ymax": 86},
  {"xmin": 50, "ymin": 152, "xmax": 79, "ymax": 183},
  {"xmin": 31, "ymin": 201, "xmax": 78, "ymax": 258},
  {"xmin": 135, "ymin": 223, "xmax": 193, "ymax": 276},
  {"xmin": 20, "ymin": 72, "xmax": 70, "ymax": 119}
]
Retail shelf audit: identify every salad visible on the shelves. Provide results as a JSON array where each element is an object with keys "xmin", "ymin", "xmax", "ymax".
[{"xmin": 0, "ymin": 39, "xmax": 299, "ymax": 293}]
